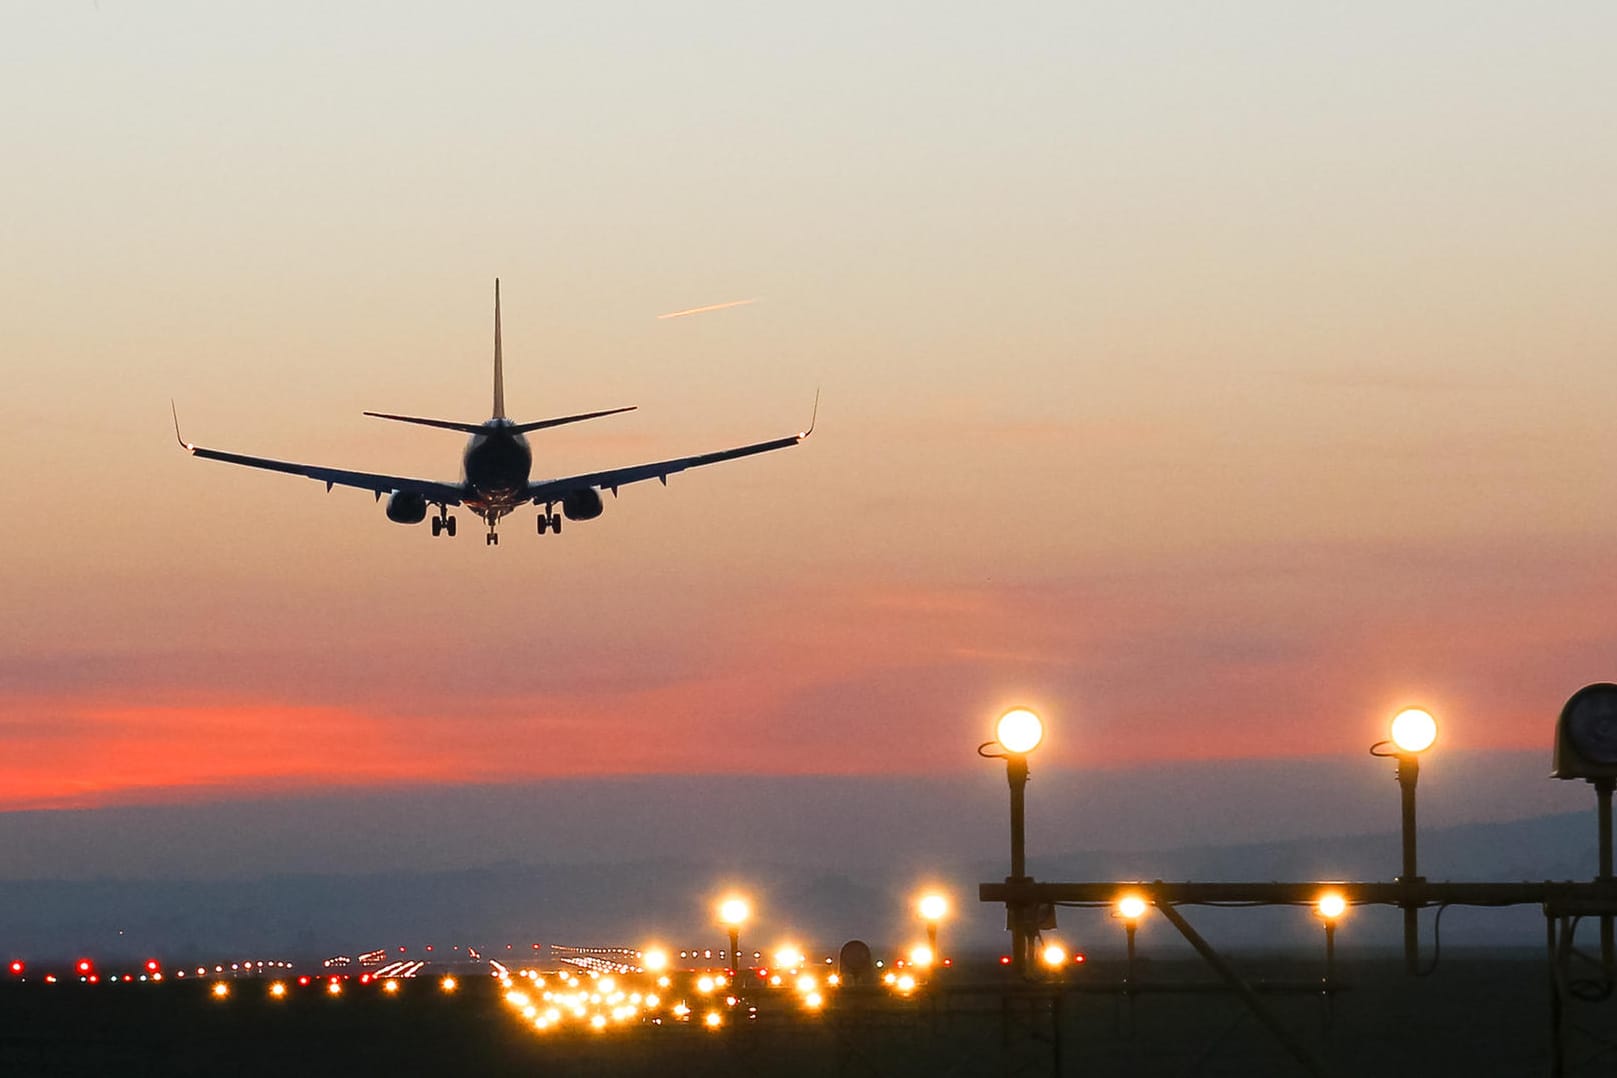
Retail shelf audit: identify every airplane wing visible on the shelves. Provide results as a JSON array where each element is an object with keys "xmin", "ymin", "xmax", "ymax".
[
  {"xmin": 526, "ymin": 401, "xmax": 816, "ymax": 502},
  {"xmin": 175, "ymin": 409, "xmax": 466, "ymax": 505}
]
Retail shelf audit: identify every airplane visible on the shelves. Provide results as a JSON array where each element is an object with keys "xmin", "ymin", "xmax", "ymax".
[{"xmin": 174, "ymin": 280, "xmax": 815, "ymax": 545}]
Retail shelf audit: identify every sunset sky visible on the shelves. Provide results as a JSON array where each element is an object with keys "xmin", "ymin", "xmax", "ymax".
[{"xmin": 3, "ymin": 1, "xmax": 1617, "ymax": 839}]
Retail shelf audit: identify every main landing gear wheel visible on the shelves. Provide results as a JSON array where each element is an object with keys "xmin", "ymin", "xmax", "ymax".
[
  {"xmin": 431, "ymin": 514, "xmax": 457, "ymax": 537},
  {"xmin": 538, "ymin": 513, "xmax": 563, "ymax": 536}
]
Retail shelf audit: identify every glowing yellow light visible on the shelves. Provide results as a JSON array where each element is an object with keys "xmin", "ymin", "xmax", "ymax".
[
  {"xmin": 440, "ymin": 976, "xmax": 458, "ymax": 992},
  {"xmin": 673, "ymin": 1002, "xmax": 690, "ymax": 1017},
  {"xmin": 918, "ymin": 893, "xmax": 949, "ymax": 922},
  {"xmin": 327, "ymin": 981, "xmax": 342, "ymax": 996},
  {"xmin": 1317, "ymin": 892, "xmax": 1348, "ymax": 921},
  {"xmin": 804, "ymin": 990, "xmax": 824, "ymax": 1009},
  {"xmin": 882, "ymin": 971, "xmax": 898, "ymax": 986},
  {"xmin": 645, "ymin": 994, "xmax": 660, "ymax": 1008},
  {"xmin": 590, "ymin": 1014, "xmax": 607, "ymax": 1030},
  {"xmin": 704, "ymin": 1011, "xmax": 723, "ymax": 1029},
  {"xmin": 827, "ymin": 973, "xmax": 840, "ymax": 987},
  {"xmin": 1116, "ymin": 895, "xmax": 1149, "ymax": 922},
  {"xmin": 656, "ymin": 975, "xmax": 671, "ymax": 988},
  {"xmin": 895, "ymin": 974, "xmax": 916, "ymax": 993},
  {"xmin": 697, "ymin": 975, "xmax": 716, "ymax": 994},
  {"xmin": 769, "ymin": 974, "xmax": 782, "ymax": 986},
  {"xmin": 795, "ymin": 973, "xmax": 817, "ymax": 994},
  {"xmin": 211, "ymin": 982, "xmax": 230, "ymax": 999},
  {"xmin": 996, "ymin": 708, "xmax": 1044, "ymax": 754},
  {"xmin": 718, "ymin": 897, "xmax": 750, "ymax": 926},
  {"xmin": 1391, "ymin": 708, "xmax": 1438, "ymax": 754},
  {"xmin": 772, "ymin": 946, "xmax": 805, "ymax": 969},
  {"xmin": 268, "ymin": 982, "xmax": 286, "ymax": 999},
  {"xmin": 908, "ymin": 944, "xmax": 934, "ymax": 968},
  {"xmin": 383, "ymin": 979, "xmax": 399, "ymax": 994},
  {"xmin": 642, "ymin": 948, "xmax": 669, "ymax": 973},
  {"xmin": 1041, "ymin": 943, "xmax": 1068, "ymax": 968}
]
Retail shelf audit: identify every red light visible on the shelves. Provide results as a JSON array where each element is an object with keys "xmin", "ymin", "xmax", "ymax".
[
  {"xmin": 88, "ymin": 974, "xmax": 100, "ymax": 984},
  {"xmin": 7, "ymin": 961, "xmax": 22, "ymax": 975},
  {"xmin": 298, "ymin": 976, "xmax": 311, "ymax": 986},
  {"xmin": 425, "ymin": 945, "xmax": 433, "ymax": 952},
  {"xmin": 145, "ymin": 959, "xmax": 160, "ymax": 973},
  {"xmin": 998, "ymin": 955, "xmax": 1012, "ymax": 966},
  {"xmin": 75, "ymin": 959, "xmax": 93, "ymax": 975},
  {"xmin": 943, "ymin": 958, "xmax": 953, "ymax": 967},
  {"xmin": 359, "ymin": 974, "xmax": 372, "ymax": 984},
  {"xmin": 122, "ymin": 975, "xmax": 133, "ymax": 983},
  {"xmin": 399, "ymin": 947, "xmax": 407, "ymax": 953},
  {"xmin": 1074, "ymin": 954, "xmax": 1086, "ymax": 964}
]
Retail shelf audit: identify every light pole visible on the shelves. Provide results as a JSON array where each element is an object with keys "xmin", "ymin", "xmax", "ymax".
[
  {"xmin": 918, "ymin": 892, "xmax": 948, "ymax": 966},
  {"xmin": 1315, "ymin": 891, "xmax": 1345, "ymax": 1029},
  {"xmin": 1372, "ymin": 707, "xmax": 1437, "ymax": 974},
  {"xmin": 717, "ymin": 897, "xmax": 749, "ymax": 985},
  {"xmin": 980, "ymin": 707, "xmax": 1045, "ymax": 978}
]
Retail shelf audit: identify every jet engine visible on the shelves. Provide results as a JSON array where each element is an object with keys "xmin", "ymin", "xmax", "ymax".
[
  {"xmin": 385, "ymin": 490, "xmax": 428, "ymax": 524},
  {"xmin": 561, "ymin": 488, "xmax": 604, "ymax": 521}
]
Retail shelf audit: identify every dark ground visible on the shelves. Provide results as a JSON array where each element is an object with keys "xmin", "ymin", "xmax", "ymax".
[{"xmin": 1, "ymin": 952, "xmax": 1613, "ymax": 1077}]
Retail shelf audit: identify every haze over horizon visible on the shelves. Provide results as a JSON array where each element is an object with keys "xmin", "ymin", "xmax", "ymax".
[{"xmin": 4, "ymin": 0, "xmax": 1616, "ymax": 864}]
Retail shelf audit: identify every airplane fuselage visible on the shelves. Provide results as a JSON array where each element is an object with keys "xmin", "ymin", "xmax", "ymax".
[{"xmin": 461, "ymin": 419, "xmax": 533, "ymax": 517}]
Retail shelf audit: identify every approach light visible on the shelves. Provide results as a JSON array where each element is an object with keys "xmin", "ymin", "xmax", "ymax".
[
  {"xmin": 918, "ymin": 893, "xmax": 948, "ymax": 923},
  {"xmin": 268, "ymin": 982, "xmax": 287, "ymax": 999},
  {"xmin": 642, "ymin": 948, "xmax": 669, "ymax": 973},
  {"xmin": 907, "ymin": 944, "xmax": 934, "ymax": 968},
  {"xmin": 995, "ymin": 708, "xmax": 1044, "ymax": 755},
  {"xmin": 718, "ymin": 897, "xmax": 749, "ymax": 926},
  {"xmin": 7, "ymin": 961, "xmax": 22, "ymax": 976},
  {"xmin": 440, "ymin": 976, "xmax": 458, "ymax": 992},
  {"xmin": 1554, "ymin": 684, "xmax": 1617, "ymax": 780},
  {"xmin": 1390, "ymin": 708, "xmax": 1437, "ymax": 754},
  {"xmin": 1116, "ymin": 895, "xmax": 1148, "ymax": 923},
  {"xmin": 1316, "ymin": 892, "xmax": 1347, "ymax": 922},
  {"xmin": 1040, "ymin": 943, "xmax": 1068, "ymax": 968},
  {"xmin": 211, "ymin": 982, "xmax": 230, "ymax": 999}
]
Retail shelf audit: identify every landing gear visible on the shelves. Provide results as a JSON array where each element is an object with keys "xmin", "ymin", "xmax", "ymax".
[
  {"xmin": 431, "ymin": 513, "xmax": 457, "ymax": 538},
  {"xmin": 537, "ymin": 512, "xmax": 563, "ymax": 536},
  {"xmin": 486, "ymin": 531, "xmax": 499, "ymax": 546}
]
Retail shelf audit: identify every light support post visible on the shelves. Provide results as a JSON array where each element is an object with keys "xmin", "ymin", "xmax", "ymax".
[
  {"xmin": 1597, "ymin": 776, "xmax": 1614, "ymax": 971},
  {"xmin": 1374, "ymin": 707, "xmax": 1437, "ymax": 975},
  {"xmin": 981, "ymin": 708, "xmax": 1044, "ymax": 979},
  {"xmin": 717, "ymin": 897, "xmax": 749, "ymax": 987}
]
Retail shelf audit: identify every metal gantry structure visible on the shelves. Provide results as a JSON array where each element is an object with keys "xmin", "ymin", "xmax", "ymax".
[{"xmin": 977, "ymin": 689, "xmax": 1617, "ymax": 1078}]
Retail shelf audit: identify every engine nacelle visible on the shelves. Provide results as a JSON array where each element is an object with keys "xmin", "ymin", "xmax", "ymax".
[
  {"xmin": 385, "ymin": 490, "xmax": 428, "ymax": 524},
  {"xmin": 561, "ymin": 488, "xmax": 604, "ymax": 521}
]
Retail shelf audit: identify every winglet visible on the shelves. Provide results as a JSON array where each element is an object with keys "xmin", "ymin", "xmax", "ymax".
[
  {"xmin": 799, "ymin": 387, "xmax": 820, "ymax": 440},
  {"xmin": 170, "ymin": 400, "xmax": 195, "ymax": 451},
  {"xmin": 492, "ymin": 278, "xmax": 506, "ymax": 420}
]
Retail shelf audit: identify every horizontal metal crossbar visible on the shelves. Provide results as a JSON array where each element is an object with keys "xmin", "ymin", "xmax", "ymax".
[{"xmin": 979, "ymin": 879, "xmax": 1617, "ymax": 911}]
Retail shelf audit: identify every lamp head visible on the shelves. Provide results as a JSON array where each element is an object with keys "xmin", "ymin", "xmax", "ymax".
[
  {"xmin": 1115, "ymin": 895, "xmax": 1148, "ymax": 924},
  {"xmin": 918, "ymin": 893, "xmax": 949, "ymax": 923},
  {"xmin": 1315, "ymin": 892, "xmax": 1347, "ymax": 922},
  {"xmin": 718, "ymin": 897, "xmax": 749, "ymax": 927},
  {"xmin": 996, "ymin": 708, "xmax": 1044, "ymax": 755},
  {"xmin": 1390, "ymin": 708, "xmax": 1437, "ymax": 754}
]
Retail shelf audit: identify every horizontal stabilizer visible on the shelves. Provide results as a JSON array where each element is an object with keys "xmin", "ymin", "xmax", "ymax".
[
  {"xmin": 363, "ymin": 412, "xmax": 490, "ymax": 435},
  {"xmin": 509, "ymin": 405, "xmax": 637, "ymax": 434}
]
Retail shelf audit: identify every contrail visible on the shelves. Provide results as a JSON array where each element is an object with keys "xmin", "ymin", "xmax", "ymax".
[{"xmin": 656, "ymin": 298, "xmax": 759, "ymax": 320}]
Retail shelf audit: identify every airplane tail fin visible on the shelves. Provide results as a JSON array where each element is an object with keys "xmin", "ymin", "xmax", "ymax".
[{"xmin": 492, "ymin": 278, "xmax": 506, "ymax": 419}]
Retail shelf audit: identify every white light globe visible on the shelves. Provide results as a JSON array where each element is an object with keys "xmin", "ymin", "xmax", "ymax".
[
  {"xmin": 1390, "ymin": 708, "xmax": 1438, "ymax": 754},
  {"xmin": 996, "ymin": 708, "xmax": 1044, "ymax": 754}
]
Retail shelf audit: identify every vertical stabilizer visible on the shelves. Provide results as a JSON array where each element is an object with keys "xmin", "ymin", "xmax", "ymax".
[{"xmin": 492, "ymin": 278, "xmax": 506, "ymax": 419}]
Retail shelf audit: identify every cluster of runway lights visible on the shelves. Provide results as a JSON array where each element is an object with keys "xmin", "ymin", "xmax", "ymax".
[{"xmin": 983, "ymin": 705, "xmax": 1440, "ymax": 975}]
